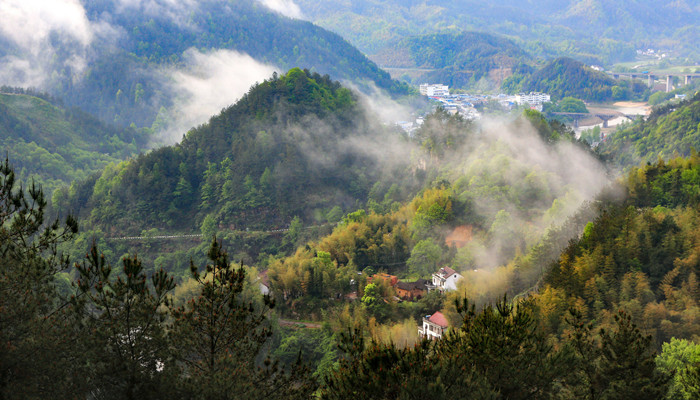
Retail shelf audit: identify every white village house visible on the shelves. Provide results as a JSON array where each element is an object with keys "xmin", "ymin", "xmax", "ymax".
[
  {"xmin": 429, "ymin": 266, "xmax": 463, "ymax": 292},
  {"xmin": 418, "ymin": 311, "xmax": 449, "ymax": 340}
]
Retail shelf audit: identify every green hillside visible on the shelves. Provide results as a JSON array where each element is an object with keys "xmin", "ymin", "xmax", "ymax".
[
  {"xmin": 295, "ymin": 0, "xmax": 697, "ymax": 63},
  {"xmin": 515, "ymin": 57, "xmax": 648, "ymax": 101},
  {"xmin": 372, "ymin": 31, "xmax": 532, "ymax": 88},
  {"xmin": 0, "ymin": 88, "xmax": 146, "ymax": 195},
  {"xmin": 598, "ymin": 92, "xmax": 700, "ymax": 168},
  {"xmin": 536, "ymin": 156, "xmax": 700, "ymax": 346},
  {"xmin": 53, "ymin": 0, "xmax": 410, "ymax": 129},
  {"xmin": 55, "ymin": 68, "xmax": 415, "ymax": 243}
]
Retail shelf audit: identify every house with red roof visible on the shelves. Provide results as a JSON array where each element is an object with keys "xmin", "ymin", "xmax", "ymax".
[{"xmin": 418, "ymin": 311, "xmax": 449, "ymax": 340}]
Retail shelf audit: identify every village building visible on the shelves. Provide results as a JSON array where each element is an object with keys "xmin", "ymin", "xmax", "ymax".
[
  {"xmin": 258, "ymin": 270, "xmax": 270, "ymax": 295},
  {"xmin": 368, "ymin": 273, "xmax": 398, "ymax": 287},
  {"xmin": 418, "ymin": 311, "xmax": 449, "ymax": 340},
  {"xmin": 395, "ymin": 279, "xmax": 429, "ymax": 300},
  {"xmin": 429, "ymin": 266, "xmax": 463, "ymax": 292}
]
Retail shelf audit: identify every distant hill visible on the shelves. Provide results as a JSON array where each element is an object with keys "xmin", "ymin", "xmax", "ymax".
[
  {"xmin": 371, "ymin": 31, "xmax": 532, "ymax": 89},
  {"xmin": 0, "ymin": 0, "xmax": 409, "ymax": 133},
  {"xmin": 0, "ymin": 88, "xmax": 145, "ymax": 195},
  {"xmin": 598, "ymin": 92, "xmax": 700, "ymax": 168},
  {"xmin": 54, "ymin": 69, "xmax": 414, "ymax": 238},
  {"xmin": 518, "ymin": 57, "xmax": 647, "ymax": 101},
  {"xmin": 295, "ymin": 0, "xmax": 698, "ymax": 64}
]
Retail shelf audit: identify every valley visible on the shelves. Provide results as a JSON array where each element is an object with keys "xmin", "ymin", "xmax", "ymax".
[{"xmin": 0, "ymin": 1, "xmax": 699, "ymax": 399}]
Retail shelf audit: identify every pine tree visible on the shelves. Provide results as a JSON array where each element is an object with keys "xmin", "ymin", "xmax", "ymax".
[
  {"xmin": 169, "ymin": 238, "xmax": 316, "ymax": 399},
  {"xmin": 73, "ymin": 245, "xmax": 175, "ymax": 399},
  {"xmin": 0, "ymin": 158, "xmax": 80, "ymax": 398}
]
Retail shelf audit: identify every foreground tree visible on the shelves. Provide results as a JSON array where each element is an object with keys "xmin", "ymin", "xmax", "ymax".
[
  {"xmin": 169, "ymin": 238, "xmax": 316, "ymax": 399},
  {"xmin": 322, "ymin": 296, "xmax": 569, "ymax": 399},
  {"xmin": 0, "ymin": 158, "xmax": 80, "ymax": 398},
  {"xmin": 565, "ymin": 309, "xmax": 670, "ymax": 399},
  {"xmin": 73, "ymin": 245, "xmax": 175, "ymax": 399}
]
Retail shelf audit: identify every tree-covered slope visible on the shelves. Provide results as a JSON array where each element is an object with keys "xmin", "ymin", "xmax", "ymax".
[
  {"xmin": 371, "ymin": 31, "xmax": 532, "ymax": 88},
  {"xmin": 1, "ymin": 0, "xmax": 409, "ymax": 131},
  {"xmin": 0, "ymin": 88, "xmax": 146, "ymax": 195},
  {"xmin": 517, "ymin": 57, "xmax": 647, "ymax": 101},
  {"xmin": 295, "ymin": 0, "xmax": 698, "ymax": 63},
  {"xmin": 598, "ymin": 92, "xmax": 700, "ymax": 169},
  {"xmin": 536, "ymin": 156, "xmax": 700, "ymax": 347},
  {"xmin": 54, "ymin": 69, "xmax": 413, "ymax": 239}
]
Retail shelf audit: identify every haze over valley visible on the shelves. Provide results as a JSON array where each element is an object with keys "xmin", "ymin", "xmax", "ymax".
[{"xmin": 0, "ymin": 1, "xmax": 699, "ymax": 398}]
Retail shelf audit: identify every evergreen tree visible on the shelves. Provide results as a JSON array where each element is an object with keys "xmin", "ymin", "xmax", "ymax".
[
  {"xmin": 0, "ymin": 158, "xmax": 80, "ymax": 398},
  {"xmin": 73, "ymin": 245, "xmax": 175, "ymax": 399},
  {"xmin": 169, "ymin": 238, "xmax": 316, "ymax": 399}
]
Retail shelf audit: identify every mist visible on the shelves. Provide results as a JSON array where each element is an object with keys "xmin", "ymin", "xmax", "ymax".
[
  {"xmin": 256, "ymin": 0, "xmax": 305, "ymax": 19},
  {"xmin": 0, "ymin": 0, "xmax": 99, "ymax": 87},
  {"xmin": 156, "ymin": 48, "xmax": 278, "ymax": 145}
]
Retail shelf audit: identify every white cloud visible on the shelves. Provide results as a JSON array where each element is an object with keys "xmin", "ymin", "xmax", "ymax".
[
  {"xmin": 0, "ymin": 0, "xmax": 93, "ymax": 52},
  {"xmin": 157, "ymin": 48, "xmax": 278, "ymax": 144},
  {"xmin": 257, "ymin": 0, "xmax": 304, "ymax": 19},
  {"xmin": 0, "ymin": 0, "xmax": 121, "ymax": 87}
]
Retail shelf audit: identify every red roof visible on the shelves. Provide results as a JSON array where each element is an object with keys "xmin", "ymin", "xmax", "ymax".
[
  {"xmin": 428, "ymin": 311, "xmax": 449, "ymax": 328},
  {"xmin": 439, "ymin": 267, "xmax": 457, "ymax": 278}
]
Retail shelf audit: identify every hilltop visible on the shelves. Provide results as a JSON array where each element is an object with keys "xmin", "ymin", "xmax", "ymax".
[
  {"xmin": 1, "ymin": 0, "xmax": 409, "ymax": 132},
  {"xmin": 295, "ymin": 0, "xmax": 698, "ymax": 63},
  {"xmin": 54, "ymin": 69, "xmax": 416, "ymax": 253},
  {"xmin": 509, "ymin": 57, "xmax": 648, "ymax": 101}
]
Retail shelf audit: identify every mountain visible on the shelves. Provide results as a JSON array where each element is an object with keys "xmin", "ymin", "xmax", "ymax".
[
  {"xmin": 371, "ymin": 31, "xmax": 532, "ymax": 89},
  {"xmin": 598, "ymin": 92, "xmax": 700, "ymax": 168},
  {"xmin": 514, "ymin": 57, "xmax": 647, "ymax": 101},
  {"xmin": 54, "ymin": 68, "xmax": 414, "ymax": 244},
  {"xmin": 536, "ymin": 156, "xmax": 700, "ymax": 346},
  {"xmin": 0, "ymin": 87, "xmax": 146, "ymax": 195},
  {"xmin": 294, "ymin": 0, "xmax": 698, "ymax": 64},
  {"xmin": 0, "ymin": 0, "xmax": 409, "ymax": 135}
]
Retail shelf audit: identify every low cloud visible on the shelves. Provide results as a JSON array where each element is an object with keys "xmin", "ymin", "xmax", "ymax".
[
  {"xmin": 256, "ymin": 0, "xmax": 305, "ymax": 19},
  {"xmin": 0, "ymin": 0, "xmax": 121, "ymax": 87},
  {"xmin": 157, "ymin": 48, "xmax": 278, "ymax": 144}
]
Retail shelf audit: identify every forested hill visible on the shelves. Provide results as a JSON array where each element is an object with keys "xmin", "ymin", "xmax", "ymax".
[
  {"xmin": 295, "ymin": 0, "xmax": 697, "ymax": 63},
  {"xmin": 598, "ymin": 92, "xmax": 700, "ymax": 168},
  {"xmin": 1, "ymin": 0, "xmax": 408, "ymax": 131},
  {"xmin": 517, "ymin": 57, "xmax": 647, "ymax": 101},
  {"xmin": 54, "ymin": 69, "xmax": 413, "ymax": 238},
  {"xmin": 0, "ymin": 88, "xmax": 146, "ymax": 195},
  {"xmin": 371, "ymin": 31, "xmax": 532, "ymax": 89},
  {"xmin": 535, "ymin": 156, "xmax": 700, "ymax": 347}
]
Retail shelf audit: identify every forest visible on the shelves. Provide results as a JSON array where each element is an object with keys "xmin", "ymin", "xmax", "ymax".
[{"xmin": 2, "ymin": 65, "xmax": 699, "ymax": 398}]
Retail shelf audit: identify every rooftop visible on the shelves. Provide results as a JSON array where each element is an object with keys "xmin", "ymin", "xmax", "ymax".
[{"xmin": 427, "ymin": 311, "xmax": 449, "ymax": 328}]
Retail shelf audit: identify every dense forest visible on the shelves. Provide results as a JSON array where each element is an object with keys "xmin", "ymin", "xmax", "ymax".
[
  {"xmin": 295, "ymin": 0, "xmax": 698, "ymax": 64},
  {"xmin": 506, "ymin": 57, "xmax": 648, "ymax": 101},
  {"xmin": 0, "ymin": 87, "xmax": 147, "ymax": 194},
  {"xmin": 51, "ymin": 68, "xmax": 419, "ymax": 275},
  {"xmin": 598, "ymin": 92, "xmax": 700, "ymax": 169},
  {"xmin": 371, "ymin": 31, "xmax": 532, "ymax": 89},
  {"xmin": 0, "ymin": 0, "xmax": 410, "ymax": 132},
  {"xmin": 2, "ymin": 0, "xmax": 700, "ymax": 398}
]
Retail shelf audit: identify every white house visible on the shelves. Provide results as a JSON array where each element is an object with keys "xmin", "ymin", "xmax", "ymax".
[
  {"xmin": 430, "ymin": 266, "xmax": 463, "ymax": 292},
  {"xmin": 419, "ymin": 84, "xmax": 450, "ymax": 97},
  {"xmin": 515, "ymin": 92, "xmax": 551, "ymax": 106},
  {"xmin": 418, "ymin": 311, "xmax": 449, "ymax": 340}
]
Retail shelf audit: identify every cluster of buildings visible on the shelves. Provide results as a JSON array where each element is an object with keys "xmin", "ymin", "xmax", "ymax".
[
  {"xmin": 368, "ymin": 266, "xmax": 464, "ymax": 340},
  {"xmin": 418, "ymin": 83, "xmax": 551, "ymax": 117}
]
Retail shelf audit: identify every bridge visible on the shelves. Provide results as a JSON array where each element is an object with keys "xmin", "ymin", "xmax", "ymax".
[
  {"xmin": 607, "ymin": 71, "xmax": 700, "ymax": 92},
  {"xmin": 550, "ymin": 112, "xmax": 635, "ymax": 128}
]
